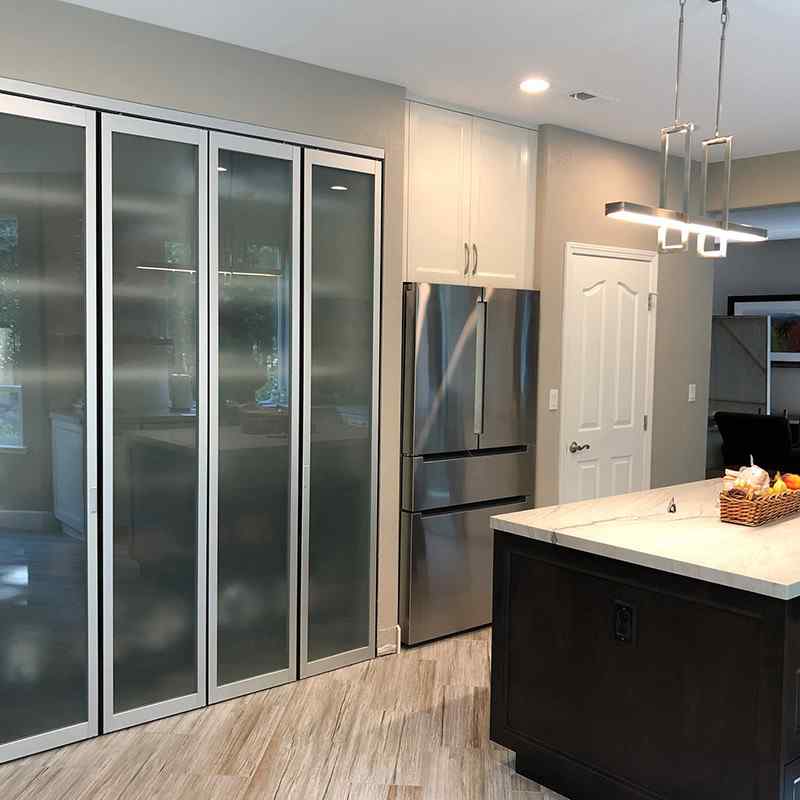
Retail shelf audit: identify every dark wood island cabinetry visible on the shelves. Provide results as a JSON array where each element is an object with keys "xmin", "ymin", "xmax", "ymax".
[{"xmin": 490, "ymin": 481, "xmax": 800, "ymax": 800}]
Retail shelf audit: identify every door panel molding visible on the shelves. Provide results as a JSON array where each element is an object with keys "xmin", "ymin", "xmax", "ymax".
[{"xmin": 559, "ymin": 242, "xmax": 658, "ymax": 504}]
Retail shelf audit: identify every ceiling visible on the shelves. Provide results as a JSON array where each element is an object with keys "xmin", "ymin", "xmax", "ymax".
[{"xmin": 63, "ymin": 0, "xmax": 800, "ymax": 159}]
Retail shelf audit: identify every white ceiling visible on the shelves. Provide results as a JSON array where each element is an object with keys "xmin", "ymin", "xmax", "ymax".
[{"xmin": 64, "ymin": 0, "xmax": 800, "ymax": 159}]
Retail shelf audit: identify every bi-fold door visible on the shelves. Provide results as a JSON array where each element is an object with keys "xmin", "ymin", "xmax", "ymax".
[
  {"xmin": 0, "ymin": 96, "xmax": 381, "ymax": 757},
  {"xmin": 0, "ymin": 95, "xmax": 99, "ymax": 763},
  {"xmin": 208, "ymin": 133, "xmax": 300, "ymax": 702},
  {"xmin": 101, "ymin": 115, "xmax": 209, "ymax": 731},
  {"xmin": 301, "ymin": 151, "xmax": 381, "ymax": 677}
]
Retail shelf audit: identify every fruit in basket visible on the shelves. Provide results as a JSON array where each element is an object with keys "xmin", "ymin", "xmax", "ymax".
[
  {"xmin": 771, "ymin": 473, "xmax": 789, "ymax": 495},
  {"xmin": 784, "ymin": 473, "xmax": 800, "ymax": 491}
]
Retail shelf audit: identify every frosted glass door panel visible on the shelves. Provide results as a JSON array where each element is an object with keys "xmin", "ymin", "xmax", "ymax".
[
  {"xmin": 103, "ymin": 116, "xmax": 207, "ymax": 731},
  {"xmin": 209, "ymin": 134, "xmax": 299, "ymax": 701},
  {"xmin": 302, "ymin": 152, "xmax": 380, "ymax": 677},
  {"xmin": 0, "ymin": 98, "xmax": 97, "ymax": 763}
]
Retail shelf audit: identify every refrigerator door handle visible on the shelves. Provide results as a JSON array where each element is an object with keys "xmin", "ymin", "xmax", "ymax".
[{"xmin": 474, "ymin": 297, "xmax": 487, "ymax": 435}]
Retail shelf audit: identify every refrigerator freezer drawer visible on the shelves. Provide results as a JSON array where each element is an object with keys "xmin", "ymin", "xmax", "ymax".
[
  {"xmin": 400, "ymin": 498, "xmax": 530, "ymax": 645},
  {"xmin": 401, "ymin": 448, "xmax": 534, "ymax": 512}
]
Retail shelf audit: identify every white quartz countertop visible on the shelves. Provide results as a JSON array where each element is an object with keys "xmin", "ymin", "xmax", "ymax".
[{"xmin": 491, "ymin": 479, "xmax": 800, "ymax": 600}]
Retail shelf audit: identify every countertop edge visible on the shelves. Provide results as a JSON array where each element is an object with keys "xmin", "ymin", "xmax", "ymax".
[{"xmin": 490, "ymin": 516, "xmax": 799, "ymax": 601}]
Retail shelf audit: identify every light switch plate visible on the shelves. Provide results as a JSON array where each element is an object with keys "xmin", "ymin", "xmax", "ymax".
[
  {"xmin": 688, "ymin": 383, "xmax": 697, "ymax": 403},
  {"xmin": 549, "ymin": 389, "xmax": 559, "ymax": 411}
]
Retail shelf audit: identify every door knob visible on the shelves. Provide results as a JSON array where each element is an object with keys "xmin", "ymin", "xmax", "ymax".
[{"xmin": 569, "ymin": 441, "xmax": 591, "ymax": 453}]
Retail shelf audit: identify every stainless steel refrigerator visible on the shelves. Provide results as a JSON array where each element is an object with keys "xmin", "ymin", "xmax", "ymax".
[{"xmin": 400, "ymin": 282, "xmax": 539, "ymax": 645}]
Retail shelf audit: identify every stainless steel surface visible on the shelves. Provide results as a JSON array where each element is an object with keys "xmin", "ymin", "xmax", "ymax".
[
  {"xmin": 473, "ymin": 298, "xmax": 486, "ymax": 436},
  {"xmin": 658, "ymin": 122, "xmax": 693, "ymax": 253},
  {"xmin": 0, "ymin": 95, "xmax": 98, "ymax": 765},
  {"xmin": 569, "ymin": 441, "xmax": 591, "ymax": 453},
  {"xmin": 0, "ymin": 76, "xmax": 384, "ymax": 161},
  {"xmin": 300, "ymin": 150, "xmax": 380, "ymax": 679},
  {"xmin": 207, "ymin": 132, "xmax": 299, "ymax": 704},
  {"xmin": 402, "ymin": 448, "xmax": 534, "ymax": 512},
  {"xmin": 400, "ymin": 499, "xmax": 530, "ymax": 645},
  {"xmin": 463, "ymin": 242, "xmax": 469, "ymax": 276},
  {"xmin": 101, "ymin": 114, "xmax": 208, "ymax": 734},
  {"xmin": 479, "ymin": 288, "xmax": 539, "ymax": 449},
  {"xmin": 402, "ymin": 283, "xmax": 482, "ymax": 456},
  {"xmin": 472, "ymin": 243, "xmax": 478, "ymax": 275}
]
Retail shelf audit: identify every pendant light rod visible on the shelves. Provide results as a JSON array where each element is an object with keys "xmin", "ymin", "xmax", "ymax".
[
  {"xmin": 713, "ymin": 0, "xmax": 729, "ymax": 136},
  {"xmin": 673, "ymin": 0, "xmax": 687, "ymax": 123}
]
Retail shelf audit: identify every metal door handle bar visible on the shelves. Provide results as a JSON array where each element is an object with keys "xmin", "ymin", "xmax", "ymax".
[
  {"xmin": 569, "ymin": 441, "xmax": 591, "ymax": 453},
  {"xmin": 464, "ymin": 242, "xmax": 469, "ymax": 275},
  {"xmin": 472, "ymin": 243, "xmax": 478, "ymax": 275},
  {"xmin": 474, "ymin": 298, "xmax": 487, "ymax": 435}
]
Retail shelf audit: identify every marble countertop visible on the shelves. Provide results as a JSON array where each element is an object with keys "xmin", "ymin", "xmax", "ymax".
[{"xmin": 491, "ymin": 479, "xmax": 800, "ymax": 600}]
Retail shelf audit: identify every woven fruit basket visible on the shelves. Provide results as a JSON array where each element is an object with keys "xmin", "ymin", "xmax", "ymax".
[{"xmin": 719, "ymin": 488, "xmax": 800, "ymax": 527}]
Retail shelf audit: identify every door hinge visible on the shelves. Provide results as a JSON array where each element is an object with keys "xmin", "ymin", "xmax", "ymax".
[
  {"xmin": 643, "ymin": 414, "xmax": 648, "ymax": 432},
  {"xmin": 648, "ymin": 292, "xmax": 657, "ymax": 311}
]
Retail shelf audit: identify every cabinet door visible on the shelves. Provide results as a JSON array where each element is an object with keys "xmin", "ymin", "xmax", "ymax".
[
  {"xmin": 102, "ymin": 115, "xmax": 208, "ymax": 732},
  {"xmin": 0, "ymin": 96, "xmax": 98, "ymax": 764},
  {"xmin": 469, "ymin": 118, "xmax": 536, "ymax": 288},
  {"xmin": 301, "ymin": 151, "xmax": 380, "ymax": 678},
  {"xmin": 406, "ymin": 103, "xmax": 472, "ymax": 285},
  {"xmin": 208, "ymin": 133, "xmax": 299, "ymax": 703}
]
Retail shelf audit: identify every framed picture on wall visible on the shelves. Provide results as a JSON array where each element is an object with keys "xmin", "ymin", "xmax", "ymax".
[{"xmin": 729, "ymin": 294, "xmax": 800, "ymax": 364}]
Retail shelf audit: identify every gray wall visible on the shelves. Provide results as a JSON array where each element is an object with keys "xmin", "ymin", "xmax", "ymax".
[
  {"xmin": 0, "ymin": 0, "xmax": 406, "ymax": 652},
  {"xmin": 710, "ymin": 150, "xmax": 800, "ymax": 210},
  {"xmin": 534, "ymin": 125, "xmax": 713, "ymax": 506}
]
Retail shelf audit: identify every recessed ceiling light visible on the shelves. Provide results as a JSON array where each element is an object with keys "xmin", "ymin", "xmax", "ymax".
[
  {"xmin": 330, "ymin": 185, "xmax": 348, "ymax": 191},
  {"xmin": 520, "ymin": 77, "xmax": 551, "ymax": 95},
  {"xmin": 217, "ymin": 166, "xmax": 227, "ymax": 172}
]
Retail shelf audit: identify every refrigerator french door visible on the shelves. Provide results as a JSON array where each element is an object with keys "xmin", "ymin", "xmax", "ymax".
[
  {"xmin": 301, "ymin": 150, "xmax": 381, "ymax": 678},
  {"xmin": 0, "ymin": 96, "xmax": 98, "ymax": 763},
  {"xmin": 208, "ymin": 132, "xmax": 300, "ymax": 702},
  {"xmin": 101, "ymin": 115, "xmax": 208, "ymax": 731},
  {"xmin": 400, "ymin": 283, "xmax": 539, "ymax": 645}
]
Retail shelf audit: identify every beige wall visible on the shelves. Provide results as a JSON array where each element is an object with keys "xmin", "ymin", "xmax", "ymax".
[
  {"xmin": 534, "ymin": 125, "xmax": 713, "ymax": 506},
  {"xmin": 0, "ymin": 0, "xmax": 405, "ymax": 651},
  {"xmin": 710, "ymin": 150, "xmax": 800, "ymax": 209}
]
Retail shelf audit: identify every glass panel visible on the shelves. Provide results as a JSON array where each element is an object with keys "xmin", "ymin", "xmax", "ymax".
[
  {"xmin": 216, "ymin": 148, "xmax": 293, "ymax": 686},
  {"xmin": 111, "ymin": 132, "xmax": 199, "ymax": 713},
  {"xmin": 308, "ymin": 165, "xmax": 375, "ymax": 663},
  {"xmin": 0, "ymin": 113, "xmax": 88, "ymax": 744}
]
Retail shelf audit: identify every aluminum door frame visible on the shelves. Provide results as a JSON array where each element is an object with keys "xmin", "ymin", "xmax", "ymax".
[
  {"xmin": 0, "ymin": 95, "xmax": 99, "ymax": 764},
  {"xmin": 208, "ymin": 132, "xmax": 300, "ymax": 703},
  {"xmin": 300, "ymin": 149, "xmax": 381, "ymax": 679},
  {"xmin": 101, "ymin": 114, "xmax": 209, "ymax": 733}
]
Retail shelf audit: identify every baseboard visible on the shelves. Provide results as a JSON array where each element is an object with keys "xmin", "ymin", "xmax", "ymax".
[{"xmin": 377, "ymin": 624, "xmax": 401, "ymax": 656}]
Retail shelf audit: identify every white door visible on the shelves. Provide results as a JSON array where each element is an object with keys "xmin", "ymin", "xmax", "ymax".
[
  {"xmin": 469, "ymin": 118, "xmax": 536, "ymax": 289},
  {"xmin": 406, "ymin": 103, "xmax": 472, "ymax": 284},
  {"xmin": 559, "ymin": 243, "xmax": 657, "ymax": 503}
]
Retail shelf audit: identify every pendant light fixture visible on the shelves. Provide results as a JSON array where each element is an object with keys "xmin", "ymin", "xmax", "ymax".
[{"xmin": 605, "ymin": 0, "xmax": 767, "ymax": 256}]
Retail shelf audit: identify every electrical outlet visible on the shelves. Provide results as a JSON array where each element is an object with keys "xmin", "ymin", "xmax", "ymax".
[
  {"xmin": 688, "ymin": 383, "xmax": 697, "ymax": 403},
  {"xmin": 549, "ymin": 389, "xmax": 559, "ymax": 411}
]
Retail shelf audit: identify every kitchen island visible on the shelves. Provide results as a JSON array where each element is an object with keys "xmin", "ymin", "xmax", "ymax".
[{"xmin": 490, "ymin": 479, "xmax": 800, "ymax": 800}]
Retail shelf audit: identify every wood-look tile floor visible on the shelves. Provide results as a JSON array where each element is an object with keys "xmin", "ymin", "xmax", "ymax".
[{"xmin": 0, "ymin": 628, "xmax": 568, "ymax": 799}]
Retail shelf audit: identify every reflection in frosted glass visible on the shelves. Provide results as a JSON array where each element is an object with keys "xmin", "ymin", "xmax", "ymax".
[
  {"xmin": 216, "ymin": 148, "xmax": 293, "ymax": 686},
  {"xmin": 307, "ymin": 165, "xmax": 375, "ymax": 663},
  {"xmin": 0, "ymin": 113, "xmax": 88, "ymax": 745},
  {"xmin": 111, "ymin": 133, "xmax": 199, "ymax": 713}
]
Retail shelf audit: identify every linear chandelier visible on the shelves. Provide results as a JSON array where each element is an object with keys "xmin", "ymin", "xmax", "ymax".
[{"xmin": 605, "ymin": 0, "xmax": 767, "ymax": 257}]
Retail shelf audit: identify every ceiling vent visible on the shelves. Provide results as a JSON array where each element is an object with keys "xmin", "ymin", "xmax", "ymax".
[{"xmin": 569, "ymin": 91, "xmax": 598, "ymax": 101}]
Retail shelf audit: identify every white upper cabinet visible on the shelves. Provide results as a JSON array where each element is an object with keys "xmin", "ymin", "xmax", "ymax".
[
  {"xmin": 405, "ymin": 102, "xmax": 537, "ymax": 288},
  {"xmin": 469, "ymin": 117, "xmax": 537, "ymax": 288},
  {"xmin": 405, "ymin": 102, "xmax": 473, "ymax": 285}
]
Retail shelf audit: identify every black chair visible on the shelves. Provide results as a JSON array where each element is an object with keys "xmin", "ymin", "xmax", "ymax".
[{"xmin": 714, "ymin": 411, "xmax": 800, "ymax": 473}]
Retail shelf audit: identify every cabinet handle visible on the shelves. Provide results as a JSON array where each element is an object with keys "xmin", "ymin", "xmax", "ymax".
[
  {"xmin": 464, "ymin": 242, "xmax": 469, "ymax": 275},
  {"xmin": 472, "ymin": 243, "xmax": 478, "ymax": 275}
]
